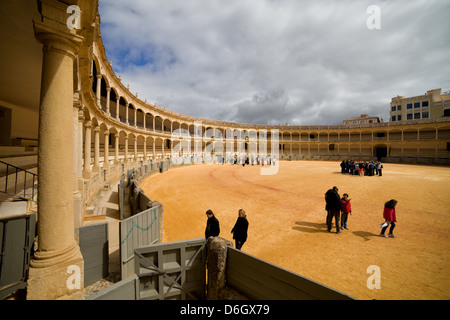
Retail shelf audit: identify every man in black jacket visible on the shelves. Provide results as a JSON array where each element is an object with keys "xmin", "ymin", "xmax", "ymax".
[
  {"xmin": 205, "ymin": 209, "xmax": 220, "ymax": 239},
  {"xmin": 325, "ymin": 186, "xmax": 343, "ymax": 233}
]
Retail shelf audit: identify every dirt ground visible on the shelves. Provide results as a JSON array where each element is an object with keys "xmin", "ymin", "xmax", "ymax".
[{"xmin": 139, "ymin": 160, "xmax": 450, "ymax": 300}]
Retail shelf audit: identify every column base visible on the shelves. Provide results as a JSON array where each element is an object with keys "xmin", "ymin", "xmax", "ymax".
[{"xmin": 27, "ymin": 245, "xmax": 84, "ymax": 300}]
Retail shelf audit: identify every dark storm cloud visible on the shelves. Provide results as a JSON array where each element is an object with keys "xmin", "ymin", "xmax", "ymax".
[{"xmin": 99, "ymin": 0, "xmax": 450, "ymax": 125}]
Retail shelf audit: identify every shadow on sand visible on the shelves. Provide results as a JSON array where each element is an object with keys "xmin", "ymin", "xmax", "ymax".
[
  {"xmin": 293, "ymin": 221, "xmax": 380, "ymax": 240},
  {"xmin": 292, "ymin": 221, "xmax": 329, "ymax": 233}
]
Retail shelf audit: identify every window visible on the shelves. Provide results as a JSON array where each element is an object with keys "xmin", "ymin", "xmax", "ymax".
[
  {"xmin": 329, "ymin": 144, "xmax": 335, "ymax": 151},
  {"xmin": 397, "ymin": 105, "xmax": 402, "ymax": 110},
  {"xmin": 407, "ymin": 103, "xmax": 413, "ymax": 109},
  {"xmin": 422, "ymin": 112, "xmax": 429, "ymax": 119},
  {"xmin": 391, "ymin": 116, "xmax": 396, "ymax": 121},
  {"xmin": 407, "ymin": 113, "xmax": 413, "ymax": 120},
  {"xmin": 369, "ymin": 120, "xmax": 373, "ymax": 123},
  {"xmin": 391, "ymin": 106, "xmax": 396, "ymax": 111},
  {"xmin": 444, "ymin": 109, "xmax": 450, "ymax": 117},
  {"xmin": 414, "ymin": 112, "xmax": 420, "ymax": 119},
  {"xmin": 414, "ymin": 102, "xmax": 420, "ymax": 108},
  {"xmin": 397, "ymin": 115, "xmax": 402, "ymax": 121},
  {"xmin": 376, "ymin": 132, "xmax": 386, "ymax": 138},
  {"xmin": 422, "ymin": 101, "xmax": 429, "ymax": 107}
]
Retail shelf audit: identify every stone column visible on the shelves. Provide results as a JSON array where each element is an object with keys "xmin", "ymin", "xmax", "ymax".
[
  {"xmin": 83, "ymin": 120, "xmax": 92, "ymax": 178},
  {"xmin": 124, "ymin": 136, "xmax": 129, "ymax": 163},
  {"xmin": 114, "ymin": 133, "xmax": 120, "ymax": 164},
  {"xmin": 93, "ymin": 126, "xmax": 100, "ymax": 172},
  {"xmin": 96, "ymin": 74, "xmax": 102, "ymax": 107},
  {"xmin": 143, "ymin": 137, "xmax": 147, "ymax": 161},
  {"xmin": 116, "ymin": 96, "xmax": 120, "ymax": 120},
  {"xmin": 105, "ymin": 87, "xmax": 111, "ymax": 115},
  {"xmin": 28, "ymin": 19, "xmax": 84, "ymax": 300},
  {"xmin": 134, "ymin": 136, "xmax": 138, "ymax": 162},
  {"xmin": 77, "ymin": 109, "xmax": 84, "ymax": 183},
  {"xmin": 103, "ymin": 130, "xmax": 110, "ymax": 169}
]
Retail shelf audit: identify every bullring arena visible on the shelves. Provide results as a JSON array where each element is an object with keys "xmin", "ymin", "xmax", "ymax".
[{"xmin": 140, "ymin": 160, "xmax": 450, "ymax": 300}]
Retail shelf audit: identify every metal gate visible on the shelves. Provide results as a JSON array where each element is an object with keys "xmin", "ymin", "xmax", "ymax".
[
  {"xmin": 120, "ymin": 204, "xmax": 162, "ymax": 279},
  {"xmin": 0, "ymin": 213, "xmax": 36, "ymax": 299},
  {"xmin": 79, "ymin": 222, "xmax": 109, "ymax": 287},
  {"xmin": 134, "ymin": 238, "xmax": 207, "ymax": 300}
]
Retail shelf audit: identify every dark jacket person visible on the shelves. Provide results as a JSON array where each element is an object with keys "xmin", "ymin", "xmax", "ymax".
[
  {"xmin": 231, "ymin": 209, "xmax": 249, "ymax": 250},
  {"xmin": 205, "ymin": 209, "xmax": 220, "ymax": 239},
  {"xmin": 325, "ymin": 186, "xmax": 343, "ymax": 233}
]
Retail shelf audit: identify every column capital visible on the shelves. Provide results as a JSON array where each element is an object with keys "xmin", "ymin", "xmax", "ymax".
[
  {"xmin": 84, "ymin": 120, "xmax": 92, "ymax": 128},
  {"xmin": 93, "ymin": 126, "xmax": 101, "ymax": 132},
  {"xmin": 33, "ymin": 21, "xmax": 83, "ymax": 60}
]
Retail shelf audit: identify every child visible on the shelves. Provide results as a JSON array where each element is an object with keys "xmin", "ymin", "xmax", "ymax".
[
  {"xmin": 380, "ymin": 199, "xmax": 397, "ymax": 238},
  {"xmin": 341, "ymin": 193, "xmax": 352, "ymax": 230}
]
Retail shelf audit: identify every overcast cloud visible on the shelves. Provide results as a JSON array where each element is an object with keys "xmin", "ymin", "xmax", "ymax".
[{"xmin": 98, "ymin": 0, "xmax": 450, "ymax": 125}]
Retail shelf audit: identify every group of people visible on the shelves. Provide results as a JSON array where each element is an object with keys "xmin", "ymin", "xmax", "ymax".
[
  {"xmin": 223, "ymin": 155, "xmax": 276, "ymax": 167},
  {"xmin": 325, "ymin": 186, "xmax": 397, "ymax": 237},
  {"xmin": 205, "ymin": 208, "xmax": 249, "ymax": 250},
  {"xmin": 340, "ymin": 160, "xmax": 383, "ymax": 177}
]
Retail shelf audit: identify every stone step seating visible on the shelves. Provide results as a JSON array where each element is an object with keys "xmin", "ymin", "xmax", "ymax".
[
  {"xmin": 83, "ymin": 183, "xmax": 111, "ymax": 221},
  {"xmin": 84, "ymin": 206, "xmax": 106, "ymax": 221}
]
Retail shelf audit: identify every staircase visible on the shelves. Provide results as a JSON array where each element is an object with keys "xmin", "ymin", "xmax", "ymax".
[{"xmin": 0, "ymin": 146, "xmax": 38, "ymax": 220}]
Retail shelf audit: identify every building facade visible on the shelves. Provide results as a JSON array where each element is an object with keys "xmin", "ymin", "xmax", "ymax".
[
  {"xmin": 343, "ymin": 114, "xmax": 380, "ymax": 126},
  {"xmin": 390, "ymin": 88, "xmax": 450, "ymax": 122}
]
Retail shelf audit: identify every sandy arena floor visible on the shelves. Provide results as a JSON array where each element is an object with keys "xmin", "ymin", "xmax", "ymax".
[{"xmin": 139, "ymin": 161, "xmax": 450, "ymax": 300}]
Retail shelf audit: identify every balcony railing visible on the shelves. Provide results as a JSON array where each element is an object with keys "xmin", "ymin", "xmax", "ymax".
[{"xmin": 0, "ymin": 161, "xmax": 37, "ymax": 202}]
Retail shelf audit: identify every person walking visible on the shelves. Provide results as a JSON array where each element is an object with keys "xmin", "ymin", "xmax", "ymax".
[
  {"xmin": 380, "ymin": 199, "xmax": 397, "ymax": 238},
  {"xmin": 205, "ymin": 209, "xmax": 220, "ymax": 239},
  {"xmin": 341, "ymin": 193, "xmax": 352, "ymax": 230},
  {"xmin": 325, "ymin": 186, "xmax": 343, "ymax": 233},
  {"xmin": 231, "ymin": 209, "xmax": 249, "ymax": 250},
  {"xmin": 377, "ymin": 162, "xmax": 383, "ymax": 176}
]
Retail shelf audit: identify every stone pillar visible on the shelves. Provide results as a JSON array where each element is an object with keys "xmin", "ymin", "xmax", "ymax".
[
  {"xmin": 105, "ymin": 87, "xmax": 111, "ymax": 115},
  {"xmin": 206, "ymin": 237, "xmax": 233, "ymax": 300},
  {"xmin": 116, "ymin": 96, "xmax": 120, "ymax": 120},
  {"xmin": 96, "ymin": 74, "xmax": 102, "ymax": 107},
  {"xmin": 77, "ymin": 109, "xmax": 84, "ymax": 183},
  {"xmin": 93, "ymin": 126, "xmax": 100, "ymax": 172},
  {"xmin": 124, "ymin": 136, "xmax": 129, "ymax": 163},
  {"xmin": 143, "ymin": 137, "xmax": 147, "ymax": 161},
  {"xmin": 134, "ymin": 136, "xmax": 138, "ymax": 162},
  {"xmin": 103, "ymin": 130, "xmax": 110, "ymax": 169},
  {"xmin": 153, "ymin": 140, "xmax": 156, "ymax": 159},
  {"xmin": 83, "ymin": 120, "xmax": 92, "ymax": 178},
  {"xmin": 28, "ymin": 18, "xmax": 84, "ymax": 300},
  {"xmin": 114, "ymin": 133, "xmax": 120, "ymax": 164}
]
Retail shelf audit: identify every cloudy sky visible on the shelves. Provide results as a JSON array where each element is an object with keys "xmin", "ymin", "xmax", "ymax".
[{"xmin": 98, "ymin": 0, "xmax": 450, "ymax": 125}]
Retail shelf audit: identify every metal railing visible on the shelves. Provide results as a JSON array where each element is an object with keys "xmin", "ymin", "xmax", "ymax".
[{"xmin": 0, "ymin": 161, "xmax": 37, "ymax": 202}]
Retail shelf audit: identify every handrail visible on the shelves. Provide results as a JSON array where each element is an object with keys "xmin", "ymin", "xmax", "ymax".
[{"xmin": 0, "ymin": 160, "xmax": 37, "ymax": 202}]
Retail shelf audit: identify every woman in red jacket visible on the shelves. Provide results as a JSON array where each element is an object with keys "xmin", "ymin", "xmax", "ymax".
[
  {"xmin": 380, "ymin": 199, "xmax": 398, "ymax": 238},
  {"xmin": 341, "ymin": 193, "xmax": 352, "ymax": 230}
]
